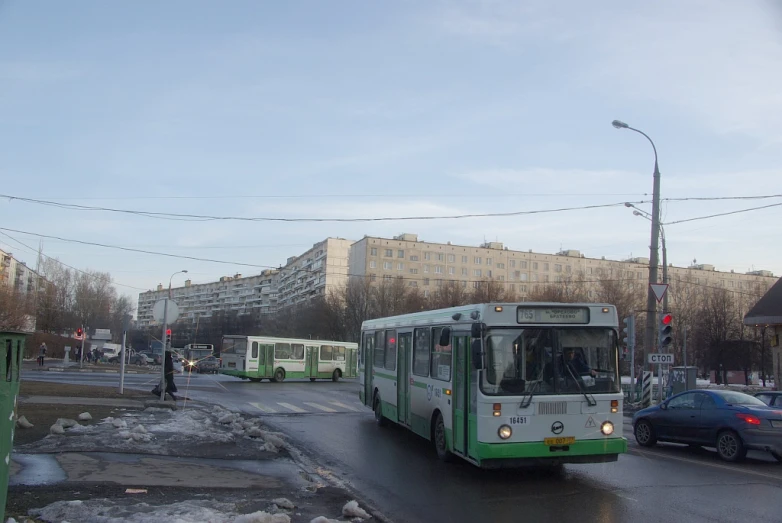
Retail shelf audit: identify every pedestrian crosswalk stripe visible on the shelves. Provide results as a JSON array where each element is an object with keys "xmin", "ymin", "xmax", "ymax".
[
  {"xmin": 303, "ymin": 402, "xmax": 337, "ymax": 413},
  {"xmin": 277, "ymin": 402, "xmax": 307, "ymax": 413},
  {"xmin": 329, "ymin": 401, "xmax": 360, "ymax": 412},
  {"xmin": 250, "ymin": 402, "xmax": 277, "ymax": 414}
]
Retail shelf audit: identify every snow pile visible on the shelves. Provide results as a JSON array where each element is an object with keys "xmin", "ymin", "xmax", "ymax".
[
  {"xmin": 78, "ymin": 412, "xmax": 93, "ymax": 421},
  {"xmin": 271, "ymin": 498, "xmax": 295, "ymax": 510},
  {"xmin": 15, "ymin": 415, "xmax": 33, "ymax": 429},
  {"xmin": 342, "ymin": 500, "xmax": 370, "ymax": 519},
  {"xmin": 28, "ymin": 499, "xmax": 295, "ymax": 523},
  {"xmin": 49, "ymin": 423, "xmax": 64, "ymax": 435},
  {"xmin": 310, "ymin": 518, "xmax": 341, "ymax": 523}
]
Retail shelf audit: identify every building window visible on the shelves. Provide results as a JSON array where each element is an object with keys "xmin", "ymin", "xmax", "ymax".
[
  {"xmin": 497, "ymin": 263, "xmax": 505, "ymax": 269},
  {"xmin": 488, "ymin": 270, "xmax": 493, "ymax": 278},
  {"xmin": 370, "ymin": 248, "xmax": 377, "ymax": 256},
  {"xmin": 514, "ymin": 271, "xmax": 521, "ymax": 279},
  {"xmin": 370, "ymin": 274, "xmax": 377, "ymax": 281},
  {"xmin": 462, "ymin": 256, "xmax": 468, "ymax": 263},
  {"xmin": 424, "ymin": 290, "xmax": 430, "ymax": 297},
  {"xmin": 370, "ymin": 261, "xmax": 377, "ymax": 269},
  {"xmin": 424, "ymin": 265, "xmax": 430, "ymax": 273},
  {"xmin": 383, "ymin": 274, "xmax": 392, "ymax": 280},
  {"xmin": 398, "ymin": 250, "xmax": 405, "ymax": 258},
  {"xmin": 474, "ymin": 269, "xmax": 482, "ymax": 277},
  {"xmin": 543, "ymin": 263, "xmax": 549, "ymax": 271},
  {"xmin": 588, "ymin": 267, "xmax": 593, "ymax": 274},
  {"xmin": 461, "ymin": 281, "xmax": 467, "ymax": 288},
  {"xmin": 521, "ymin": 261, "xmax": 528, "ymax": 269},
  {"xmin": 413, "ymin": 328, "xmax": 430, "ymax": 377},
  {"xmin": 510, "ymin": 260, "xmax": 516, "ymax": 268},
  {"xmin": 532, "ymin": 262, "xmax": 538, "ymax": 270},
  {"xmin": 543, "ymin": 275, "xmax": 550, "ymax": 282},
  {"xmin": 425, "ymin": 252, "xmax": 431, "ymax": 261},
  {"xmin": 449, "ymin": 267, "xmax": 455, "ymax": 275},
  {"xmin": 424, "ymin": 278, "xmax": 430, "ymax": 286},
  {"xmin": 410, "ymin": 255, "xmax": 419, "ymax": 261},
  {"xmin": 462, "ymin": 268, "xmax": 468, "ymax": 276},
  {"xmin": 437, "ymin": 253, "xmax": 444, "ymax": 261},
  {"xmin": 474, "ymin": 257, "xmax": 482, "ymax": 264},
  {"xmin": 473, "ymin": 281, "xmax": 480, "ymax": 289},
  {"xmin": 448, "ymin": 254, "xmax": 455, "ymax": 263},
  {"xmin": 554, "ymin": 264, "xmax": 562, "ymax": 273},
  {"xmin": 566, "ymin": 265, "xmax": 572, "ymax": 273},
  {"xmin": 383, "ymin": 261, "xmax": 393, "ymax": 270},
  {"xmin": 509, "ymin": 284, "xmax": 515, "ymax": 291},
  {"xmin": 498, "ymin": 275, "xmax": 504, "ymax": 281},
  {"xmin": 385, "ymin": 249, "xmax": 393, "ymax": 257},
  {"xmin": 521, "ymin": 285, "xmax": 527, "ymax": 292},
  {"xmin": 410, "ymin": 268, "xmax": 419, "ymax": 274},
  {"xmin": 520, "ymin": 273, "xmax": 528, "ymax": 281},
  {"xmin": 397, "ymin": 263, "xmax": 404, "ymax": 271},
  {"xmin": 435, "ymin": 266, "xmax": 443, "ymax": 274},
  {"xmin": 487, "ymin": 258, "xmax": 492, "ymax": 266}
]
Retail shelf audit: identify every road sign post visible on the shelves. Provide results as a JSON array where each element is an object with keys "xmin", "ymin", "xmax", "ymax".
[{"xmin": 153, "ymin": 299, "xmax": 179, "ymax": 401}]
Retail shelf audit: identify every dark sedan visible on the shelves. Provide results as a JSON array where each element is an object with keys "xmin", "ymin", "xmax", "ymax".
[
  {"xmin": 633, "ymin": 389, "xmax": 782, "ymax": 462},
  {"xmin": 195, "ymin": 356, "xmax": 219, "ymax": 374}
]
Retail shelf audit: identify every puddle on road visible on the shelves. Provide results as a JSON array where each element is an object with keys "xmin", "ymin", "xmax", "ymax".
[{"xmin": 10, "ymin": 452, "xmax": 311, "ymax": 489}]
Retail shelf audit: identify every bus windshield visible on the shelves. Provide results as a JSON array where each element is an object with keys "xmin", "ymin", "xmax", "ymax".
[
  {"xmin": 221, "ymin": 338, "xmax": 247, "ymax": 356},
  {"xmin": 482, "ymin": 328, "xmax": 619, "ymax": 396}
]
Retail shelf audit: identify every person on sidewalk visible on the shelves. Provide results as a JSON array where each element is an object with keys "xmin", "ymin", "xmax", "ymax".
[
  {"xmin": 38, "ymin": 342, "xmax": 47, "ymax": 367},
  {"xmin": 164, "ymin": 350, "xmax": 178, "ymax": 400}
]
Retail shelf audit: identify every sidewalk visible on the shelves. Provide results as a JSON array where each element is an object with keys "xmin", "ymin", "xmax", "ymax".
[{"xmin": 24, "ymin": 358, "xmax": 159, "ymax": 375}]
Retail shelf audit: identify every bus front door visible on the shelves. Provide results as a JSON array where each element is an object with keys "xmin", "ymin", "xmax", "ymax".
[
  {"xmin": 346, "ymin": 348, "xmax": 357, "ymax": 378},
  {"xmin": 305, "ymin": 346, "xmax": 319, "ymax": 379},
  {"xmin": 453, "ymin": 334, "xmax": 469, "ymax": 456},
  {"xmin": 397, "ymin": 332, "xmax": 412, "ymax": 426},
  {"xmin": 363, "ymin": 333, "xmax": 373, "ymax": 407}
]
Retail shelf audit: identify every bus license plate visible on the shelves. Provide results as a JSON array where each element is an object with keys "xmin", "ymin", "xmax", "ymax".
[
  {"xmin": 509, "ymin": 416, "xmax": 529, "ymax": 425},
  {"xmin": 544, "ymin": 437, "xmax": 575, "ymax": 446}
]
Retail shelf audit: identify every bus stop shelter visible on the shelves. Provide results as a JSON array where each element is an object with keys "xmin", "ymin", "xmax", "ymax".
[{"xmin": 744, "ymin": 277, "xmax": 782, "ymax": 390}]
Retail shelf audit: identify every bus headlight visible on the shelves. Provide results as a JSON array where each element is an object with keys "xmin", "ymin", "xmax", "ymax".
[
  {"xmin": 498, "ymin": 425, "xmax": 512, "ymax": 440},
  {"xmin": 601, "ymin": 421, "xmax": 614, "ymax": 436}
]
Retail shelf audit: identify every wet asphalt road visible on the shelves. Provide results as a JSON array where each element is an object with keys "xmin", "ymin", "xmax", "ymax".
[{"xmin": 24, "ymin": 370, "xmax": 782, "ymax": 523}]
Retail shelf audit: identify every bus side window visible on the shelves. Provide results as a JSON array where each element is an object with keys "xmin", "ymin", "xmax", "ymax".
[
  {"xmin": 321, "ymin": 345, "xmax": 334, "ymax": 360},
  {"xmin": 373, "ymin": 331, "xmax": 385, "ymax": 368},
  {"xmin": 291, "ymin": 344, "xmax": 305, "ymax": 360},
  {"xmin": 4, "ymin": 339, "xmax": 11, "ymax": 382},
  {"xmin": 413, "ymin": 328, "xmax": 430, "ymax": 377},
  {"xmin": 275, "ymin": 343, "xmax": 291, "ymax": 359},
  {"xmin": 384, "ymin": 330, "xmax": 397, "ymax": 371},
  {"xmin": 335, "ymin": 346, "xmax": 345, "ymax": 361},
  {"xmin": 431, "ymin": 327, "xmax": 452, "ymax": 382},
  {"xmin": 251, "ymin": 342, "xmax": 259, "ymax": 359}
]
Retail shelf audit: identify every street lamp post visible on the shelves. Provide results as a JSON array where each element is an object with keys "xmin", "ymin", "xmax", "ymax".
[
  {"xmin": 613, "ymin": 120, "xmax": 662, "ymax": 380},
  {"xmin": 159, "ymin": 270, "xmax": 187, "ymax": 401}
]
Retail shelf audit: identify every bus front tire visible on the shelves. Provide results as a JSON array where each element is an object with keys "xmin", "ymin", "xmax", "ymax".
[
  {"xmin": 374, "ymin": 395, "xmax": 387, "ymax": 427},
  {"xmin": 434, "ymin": 412, "xmax": 452, "ymax": 462},
  {"xmin": 332, "ymin": 369, "xmax": 341, "ymax": 382},
  {"xmin": 271, "ymin": 368, "xmax": 285, "ymax": 383}
]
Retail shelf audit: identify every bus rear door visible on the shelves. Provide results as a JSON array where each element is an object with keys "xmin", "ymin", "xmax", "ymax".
[
  {"xmin": 305, "ymin": 346, "xmax": 320, "ymax": 379},
  {"xmin": 452, "ymin": 333, "xmax": 470, "ymax": 457},
  {"xmin": 397, "ymin": 332, "xmax": 412, "ymax": 426},
  {"xmin": 362, "ymin": 332, "xmax": 374, "ymax": 406}
]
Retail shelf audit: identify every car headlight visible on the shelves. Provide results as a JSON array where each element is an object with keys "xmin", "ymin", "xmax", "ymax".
[
  {"xmin": 601, "ymin": 421, "xmax": 614, "ymax": 436},
  {"xmin": 498, "ymin": 425, "xmax": 512, "ymax": 440}
]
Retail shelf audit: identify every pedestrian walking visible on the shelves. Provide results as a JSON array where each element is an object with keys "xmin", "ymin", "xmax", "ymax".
[
  {"xmin": 164, "ymin": 350, "xmax": 178, "ymax": 400},
  {"xmin": 38, "ymin": 342, "xmax": 47, "ymax": 367}
]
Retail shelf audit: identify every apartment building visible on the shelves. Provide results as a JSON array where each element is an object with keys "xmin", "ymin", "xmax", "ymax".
[
  {"xmin": 348, "ymin": 234, "xmax": 777, "ymax": 299},
  {"xmin": 0, "ymin": 249, "xmax": 40, "ymax": 295},
  {"xmin": 136, "ymin": 237, "xmax": 353, "ymax": 327},
  {"xmin": 276, "ymin": 238, "xmax": 352, "ymax": 308},
  {"xmin": 136, "ymin": 270, "xmax": 279, "ymax": 327}
]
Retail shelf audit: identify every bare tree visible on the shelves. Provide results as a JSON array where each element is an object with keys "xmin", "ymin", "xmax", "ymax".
[
  {"xmin": 431, "ymin": 280, "xmax": 471, "ymax": 309},
  {"xmin": 0, "ymin": 286, "xmax": 34, "ymax": 331},
  {"xmin": 527, "ymin": 274, "xmax": 589, "ymax": 303},
  {"xmin": 471, "ymin": 279, "xmax": 509, "ymax": 303}
]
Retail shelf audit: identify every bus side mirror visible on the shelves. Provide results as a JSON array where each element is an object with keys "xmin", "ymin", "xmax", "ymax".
[
  {"xmin": 439, "ymin": 327, "xmax": 452, "ymax": 347},
  {"xmin": 471, "ymin": 322, "xmax": 483, "ymax": 339},
  {"xmin": 471, "ymin": 339, "xmax": 483, "ymax": 370}
]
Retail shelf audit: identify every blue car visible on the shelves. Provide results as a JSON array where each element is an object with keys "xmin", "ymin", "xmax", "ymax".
[{"xmin": 633, "ymin": 389, "xmax": 782, "ymax": 462}]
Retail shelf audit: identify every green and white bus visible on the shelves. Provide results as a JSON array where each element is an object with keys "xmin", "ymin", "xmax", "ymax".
[
  {"xmin": 360, "ymin": 302, "xmax": 627, "ymax": 468},
  {"xmin": 219, "ymin": 335, "xmax": 358, "ymax": 382}
]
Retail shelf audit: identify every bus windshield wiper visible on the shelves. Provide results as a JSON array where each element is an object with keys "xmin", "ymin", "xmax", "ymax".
[
  {"xmin": 565, "ymin": 362, "xmax": 597, "ymax": 407},
  {"xmin": 519, "ymin": 378, "xmax": 542, "ymax": 408}
]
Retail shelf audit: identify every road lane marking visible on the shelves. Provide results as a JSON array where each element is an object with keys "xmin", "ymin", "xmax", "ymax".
[
  {"xmin": 277, "ymin": 402, "xmax": 307, "ymax": 413},
  {"xmin": 304, "ymin": 402, "xmax": 337, "ymax": 413},
  {"xmin": 329, "ymin": 401, "xmax": 360, "ymax": 412},
  {"xmin": 628, "ymin": 447, "xmax": 782, "ymax": 481},
  {"xmin": 249, "ymin": 402, "xmax": 277, "ymax": 414}
]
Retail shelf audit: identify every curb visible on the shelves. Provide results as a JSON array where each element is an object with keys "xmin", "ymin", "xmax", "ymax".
[{"xmin": 46, "ymin": 368, "xmax": 154, "ymax": 375}]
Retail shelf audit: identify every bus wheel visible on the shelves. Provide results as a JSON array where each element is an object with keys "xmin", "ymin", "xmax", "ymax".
[
  {"xmin": 309, "ymin": 378, "xmax": 317, "ymax": 382},
  {"xmin": 434, "ymin": 412, "xmax": 452, "ymax": 462},
  {"xmin": 374, "ymin": 395, "xmax": 387, "ymax": 427},
  {"xmin": 273, "ymin": 368, "xmax": 285, "ymax": 383},
  {"xmin": 332, "ymin": 369, "xmax": 341, "ymax": 382}
]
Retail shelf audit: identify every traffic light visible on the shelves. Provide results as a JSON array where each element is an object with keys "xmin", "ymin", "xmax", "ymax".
[
  {"xmin": 165, "ymin": 329, "xmax": 172, "ymax": 348},
  {"xmin": 621, "ymin": 316, "xmax": 635, "ymax": 360},
  {"xmin": 76, "ymin": 327, "xmax": 83, "ymax": 338},
  {"xmin": 659, "ymin": 313, "xmax": 673, "ymax": 348}
]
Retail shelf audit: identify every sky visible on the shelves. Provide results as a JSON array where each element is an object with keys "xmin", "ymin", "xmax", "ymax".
[{"xmin": 1, "ymin": 0, "xmax": 781, "ymax": 303}]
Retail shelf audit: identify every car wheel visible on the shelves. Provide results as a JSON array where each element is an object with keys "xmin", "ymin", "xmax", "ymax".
[
  {"xmin": 634, "ymin": 419, "xmax": 657, "ymax": 447},
  {"xmin": 332, "ymin": 369, "xmax": 341, "ymax": 382},
  {"xmin": 374, "ymin": 394, "xmax": 387, "ymax": 427},
  {"xmin": 433, "ymin": 412, "xmax": 452, "ymax": 462},
  {"xmin": 716, "ymin": 430, "xmax": 747, "ymax": 462}
]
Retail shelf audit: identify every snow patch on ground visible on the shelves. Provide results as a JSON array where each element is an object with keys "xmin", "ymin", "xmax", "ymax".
[
  {"xmin": 29, "ymin": 499, "xmax": 298, "ymax": 523},
  {"xmin": 342, "ymin": 500, "xmax": 370, "ymax": 519}
]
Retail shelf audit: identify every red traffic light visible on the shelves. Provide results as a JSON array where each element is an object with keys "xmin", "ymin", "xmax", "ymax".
[
  {"xmin": 661, "ymin": 314, "xmax": 672, "ymax": 326},
  {"xmin": 166, "ymin": 329, "xmax": 172, "ymax": 336},
  {"xmin": 76, "ymin": 328, "xmax": 83, "ymax": 336}
]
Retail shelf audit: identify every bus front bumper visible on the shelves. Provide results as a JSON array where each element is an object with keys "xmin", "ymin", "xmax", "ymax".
[{"xmin": 475, "ymin": 437, "xmax": 627, "ymax": 469}]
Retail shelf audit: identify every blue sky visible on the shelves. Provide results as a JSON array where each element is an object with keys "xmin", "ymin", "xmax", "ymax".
[{"xmin": 1, "ymin": 0, "xmax": 781, "ymax": 300}]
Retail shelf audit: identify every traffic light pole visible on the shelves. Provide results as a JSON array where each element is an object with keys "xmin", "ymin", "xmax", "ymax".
[{"xmin": 159, "ymin": 298, "xmax": 168, "ymax": 401}]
